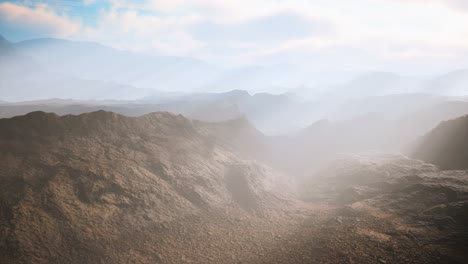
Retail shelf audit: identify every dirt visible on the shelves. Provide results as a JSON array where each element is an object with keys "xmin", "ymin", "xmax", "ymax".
[{"xmin": 1, "ymin": 111, "xmax": 468, "ymax": 263}]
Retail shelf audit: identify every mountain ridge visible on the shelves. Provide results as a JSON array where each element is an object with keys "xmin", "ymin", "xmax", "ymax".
[
  {"xmin": 0, "ymin": 109, "xmax": 293, "ymax": 263},
  {"xmin": 411, "ymin": 114, "xmax": 468, "ymax": 170}
]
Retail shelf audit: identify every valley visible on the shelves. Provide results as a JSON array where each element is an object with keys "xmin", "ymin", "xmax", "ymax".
[
  {"xmin": 1, "ymin": 6, "xmax": 468, "ymax": 262},
  {"xmin": 1, "ymin": 111, "xmax": 467, "ymax": 263}
]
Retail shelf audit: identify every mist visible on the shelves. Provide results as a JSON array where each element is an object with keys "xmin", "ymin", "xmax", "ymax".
[{"xmin": 1, "ymin": 1, "xmax": 468, "ymax": 263}]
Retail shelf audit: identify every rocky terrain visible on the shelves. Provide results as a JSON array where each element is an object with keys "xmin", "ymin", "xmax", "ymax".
[
  {"xmin": 299, "ymin": 153, "xmax": 468, "ymax": 263},
  {"xmin": 411, "ymin": 115, "xmax": 468, "ymax": 170},
  {"xmin": 0, "ymin": 111, "xmax": 291, "ymax": 263},
  {"xmin": 1, "ymin": 111, "xmax": 468, "ymax": 263}
]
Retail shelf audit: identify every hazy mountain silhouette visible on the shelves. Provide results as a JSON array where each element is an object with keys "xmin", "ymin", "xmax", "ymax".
[
  {"xmin": 295, "ymin": 70, "xmax": 468, "ymax": 100},
  {"xmin": 340, "ymin": 72, "xmax": 424, "ymax": 97},
  {"xmin": 427, "ymin": 69, "xmax": 468, "ymax": 96},
  {"xmin": 15, "ymin": 37, "xmax": 221, "ymax": 93},
  {"xmin": 0, "ymin": 34, "xmax": 15, "ymax": 58},
  {"xmin": 0, "ymin": 35, "xmax": 152, "ymax": 101},
  {"xmin": 2, "ymin": 34, "xmax": 468, "ymax": 102},
  {"xmin": 0, "ymin": 90, "xmax": 320, "ymax": 134}
]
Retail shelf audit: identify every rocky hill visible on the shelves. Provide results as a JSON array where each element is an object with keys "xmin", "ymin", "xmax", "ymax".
[
  {"xmin": 0, "ymin": 111, "xmax": 290, "ymax": 263},
  {"xmin": 1, "ymin": 110, "xmax": 468, "ymax": 263},
  {"xmin": 411, "ymin": 115, "xmax": 468, "ymax": 170},
  {"xmin": 298, "ymin": 153, "xmax": 468, "ymax": 263}
]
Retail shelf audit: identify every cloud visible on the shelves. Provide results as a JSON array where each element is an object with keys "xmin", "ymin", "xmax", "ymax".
[
  {"xmin": 448, "ymin": 0, "xmax": 468, "ymax": 11},
  {"xmin": 102, "ymin": 0, "xmax": 468, "ymax": 71},
  {"xmin": 387, "ymin": 0, "xmax": 468, "ymax": 11},
  {"xmin": 83, "ymin": 0, "xmax": 97, "ymax": 5},
  {"xmin": 78, "ymin": 7, "xmax": 205, "ymax": 55},
  {"xmin": 0, "ymin": 2, "xmax": 81, "ymax": 37},
  {"xmin": 2, "ymin": 0, "xmax": 468, "ymax": 73},
  {"xmin": 190, "ymin": 12, "xmax": 331, "ymax": 44}
]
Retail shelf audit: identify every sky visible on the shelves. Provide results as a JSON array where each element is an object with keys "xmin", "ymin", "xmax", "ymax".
[{"xmin": 1, "ymin": 0, "xmax": 468, "ymax": 74}]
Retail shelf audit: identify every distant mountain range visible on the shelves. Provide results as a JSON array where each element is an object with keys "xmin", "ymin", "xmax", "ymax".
[
  {"xmin": 0, "ymin": 35, "xmax": 149, "ymax": 101},
  {"xmin": 15, "ymin": 37, "xmax": 221, "ymax": 92},
  {"xmin": 294, "ymin": 70, "xmax": 468, "ymax": 99},
  {"xmin": 2, "ymin": 33, "xmax": 468, "ymax": 136},
  {"xmin": 2, "ymin": 34, "xmax": 468, "ymax": 102},
  {"xmin": 0, "ymin": 89, "xmax": 317, "ymax": 134},
  {"xmin": 1, "ymin": 91, "xmax": 468, "ymax": 136},
  {"xmin": 0, "ymin": 34, "xmax": 15, "ymax": 58}
]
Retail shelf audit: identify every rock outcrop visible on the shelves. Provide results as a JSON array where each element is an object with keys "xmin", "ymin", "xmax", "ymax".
[
  {"xmin": 0, "ymin": 111, "xmax": 289, "ymax": 263},
  {"xmin": 411, "ymin": 115, "xmax": 468, "ymax": 170}
]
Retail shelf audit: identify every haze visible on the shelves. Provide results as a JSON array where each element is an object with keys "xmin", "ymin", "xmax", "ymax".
[
  {"xmin": 2, "ymin": 0, "xmax": 468, "ymax": 91},
  {"xmin": 1, "ymin": 1, "xmax": 468, "ymax": 264}
]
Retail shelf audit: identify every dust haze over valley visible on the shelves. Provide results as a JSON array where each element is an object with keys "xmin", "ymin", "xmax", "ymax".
[{"xmin": 1, "ymin": 0, "xmax": 468, "ymax": 263}]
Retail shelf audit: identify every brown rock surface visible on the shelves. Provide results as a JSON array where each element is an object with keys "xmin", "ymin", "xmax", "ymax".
[
  {"xmin": 411, "ymin": 114, "xmax": 468, "ymax": 170},
  {"xmin": 0, "ymin": 111, "xmax": 289, "ymax": 263},
  {"xmin": 1, "ymin": 112, "xmax": 467, "ymax": 263}
]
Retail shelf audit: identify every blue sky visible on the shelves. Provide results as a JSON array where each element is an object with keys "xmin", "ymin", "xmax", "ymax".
[{"xmin": 1, "ymin": 0, "xmax": 468, "ymax": 74}]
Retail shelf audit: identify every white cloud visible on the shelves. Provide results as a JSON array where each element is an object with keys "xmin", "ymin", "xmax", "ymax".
[
  {"xmin": 0, "ymin": 2, "xmax": 81, "ymax": 37},
  {"xmin": 83, "ymin": 0, "xmax": 97, "ymax": 5},
  {"xmin": 76, "ymin": 6, "xmax": 205, "ymax": 56},
  {"xmin": 388, "ymin": 0, "xmax": 468, "ymax": 11},
  {"xmin": 2, "ymin": 0, "xmax": 468, "ymax": 73}
]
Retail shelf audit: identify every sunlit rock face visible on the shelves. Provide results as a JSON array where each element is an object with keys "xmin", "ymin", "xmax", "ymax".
[
  {"xmin": 1, "ymin": 110, "xmax": 468, "ymax": 263},
  {"xmin": 0, "ymin": 111, "xmax": 291, "ymax": 263}
]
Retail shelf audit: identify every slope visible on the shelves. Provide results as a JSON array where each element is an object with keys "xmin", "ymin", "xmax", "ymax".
[
  {"xmin": 411, "ymin": 115, "xmax": 468, "ymax": 170},
  {"xmin": 0, "ymin": 111, "xmax": 290, "ymax": 263}
]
